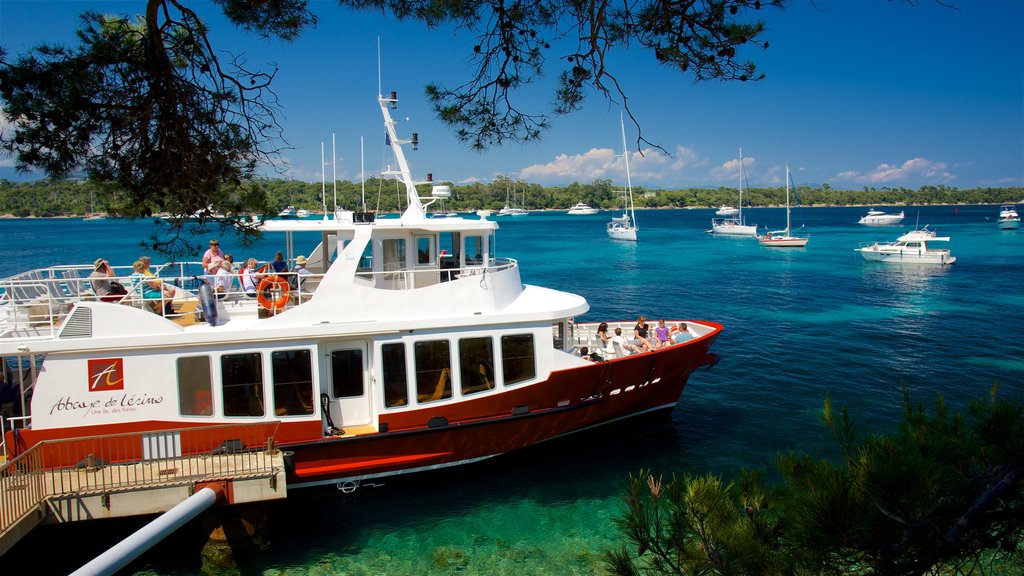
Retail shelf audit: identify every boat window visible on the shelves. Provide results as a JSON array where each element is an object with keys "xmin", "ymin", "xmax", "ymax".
[
  {"xmin": 415, "ymin": 340, "xmax": 452, "ymax": 403},
  {"xmin": 381, "ymin": 343, "xmax": 408, "ymax": 408},
  {"xmin": 271, "ymin": 350, "xmax": 314, "ymax": 417},
  {"xmin": 501, "ymin": 334, "xmax": 536, "ymax": 386},
  {"xmin": 382, "ymin": 238, "xmax": 407, "ymax": 272},
  {"xmin": 356, "ymin": 241, "xmax": 373, "ymax": 279},
  {"xmin": 551, "ymin": 322, "xmax": 566, "ymax": 350},
  {"xmin": 415, "ymin": 235, "xmax": 434, "ymax": 266},
  {"xmin": 331, "ymin": 349, "xmax": 364, "ymax": 398},
  {"xmin": 177, "ymin": 356, "xmax": 213, "ymax": 416},
  {"xmin": 464, "ymin": 235, "xmax": 484, "ymax": 266},
  {"xmin": 221, "ymin": 353, "xmax": 264, "ymax": 417},
  {"xmin": 488, "ymin": 231, "xmax": 497, "ymax": 265},
  {"xmin": 459, "ymin": 337, "xmax": 495, "ymax": 396}
]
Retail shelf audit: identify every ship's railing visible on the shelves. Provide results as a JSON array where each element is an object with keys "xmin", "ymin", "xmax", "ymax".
[
  {"xmin": 357, "ymin": 258, "xmax": 518, "ymax": 290},
  {"xmin": 0, "ymin": 421, "xmax": 280, "ymax": 535}
]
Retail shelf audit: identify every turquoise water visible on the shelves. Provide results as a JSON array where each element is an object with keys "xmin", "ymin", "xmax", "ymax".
[{"xmin": 3, "ymin": 205, "xmax": 1022, "ymax": 574}]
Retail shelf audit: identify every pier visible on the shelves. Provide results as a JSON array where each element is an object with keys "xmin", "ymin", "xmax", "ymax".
[{"xmin": 1, "ymin": 421, "xmax": 286, "ymax": 557}]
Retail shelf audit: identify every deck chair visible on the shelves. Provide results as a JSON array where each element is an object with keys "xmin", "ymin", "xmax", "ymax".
[
  {"xmin": 612, "ymin": 341, "xmax": 627, "ymax": 358},
  {"xmin": 418, "ymin": 368, "xmax": 451, "ymax": 402}
]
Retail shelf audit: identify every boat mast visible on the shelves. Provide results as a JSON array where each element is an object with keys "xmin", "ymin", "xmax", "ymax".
[
  {"xmin": 785, "ymin": 162, "xmax": 791, "ymax": 235},
  {"xmin": 738, "ymin": 147, "xmax": 745, "ymax": 225},
  {"xmin": 620, "ymin": 111, "xmax": 636, "ymax": 227},
  {"xmin": 330, "ymin": 132, "xmax": 336, "ymax": 220},
  {"xmin": 379, "ymin": 91, "xmax": 426, "ymax": 220}
]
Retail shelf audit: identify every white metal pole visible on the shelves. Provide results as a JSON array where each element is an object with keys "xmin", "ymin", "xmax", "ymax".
[{"xmin": 331, "ymin": 132, "xmax": 337, "ymax": 220}]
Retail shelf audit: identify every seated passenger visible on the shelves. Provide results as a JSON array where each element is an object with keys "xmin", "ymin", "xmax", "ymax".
[
  {"xmin": 596, "ymin": 322, "xmax": 611, "ymax": 351},
  {"xmin": 673, "ymin": 323, "xmax": 693, "ymax": 344},
  {"xmin": 610, "ymin": 327, "xmax": 640, "ymax": 356},
  {"xmin": 633, "ymin": 315, "xmax": 653, "ymax": 352},
  {"xmin": 129, "ymin": 260, "xmax": 167, "ymax": 314},
  {"xmin": 240, "ymin": 258, "xmax": 261, "ymax": 298},
  {"xmin": 89, "ymin": 258, "xmax": 126, "ymax": 302},
  {"xmin": 654, "ymin": 319, "xmax": 671, "ymax": 349},
  {"xmin": 212, "ymin": 260, "xmax": 234, "ymax": 299},
  {"xmin": 270, "ymin": 251, "xmax": 288, "ymax": 273}
]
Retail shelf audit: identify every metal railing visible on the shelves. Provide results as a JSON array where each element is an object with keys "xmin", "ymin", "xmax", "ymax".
[{"xmin": 0, "ymin": 421, "xmax": 280, "ymax": 535}]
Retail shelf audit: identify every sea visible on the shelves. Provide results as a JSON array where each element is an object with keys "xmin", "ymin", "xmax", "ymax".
[{"xmin": 2, "ymin": 204, "xmax": 1022, "ymax": 575}]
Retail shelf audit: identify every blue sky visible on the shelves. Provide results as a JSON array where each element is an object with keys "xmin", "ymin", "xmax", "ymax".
[{"xmin": 1, "ymin": 0, "xmax": 1022, "ymax": 190}]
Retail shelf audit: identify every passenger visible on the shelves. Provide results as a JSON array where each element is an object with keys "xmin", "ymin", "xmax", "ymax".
[
  {"xmin": 129, "ymin": 260, "xmax": 168, "ymax": 314},
  {"xmin": 611, "ymin": 327, "xmax": 640, "ymax": 355},
  {"xmin": 139, "ymin": 255, "xmax": 177, "ymax": 300},
  {"xmin": 292, "ymin": 255, "xmax": 312, "ymax": 300},
  {"xmin": 270, "ymin": 251, "xmax": 288, "ymax": 273},
  {"xmin": 89, "ymin": 258, "xmax": 126, "ymax": 302},
  {"xmin": 202, "ymin": 239, "xmax": 225, "ymax": 270},
  {"xmin": 596, "ymin": 322, "xmax": 611, "ymax": 352},
  {"xmin": 673, "ymin": 323, "xmax": 693, "ymax": 344},
  {"xmin": 212, "ymin": 261, "xmax": 234, "ymax": 299},
  {"xmin": 240, "ymin": 258, "xmax": 261, "ymax": 298},
  {"xmin": 223, "ymin": 253, "xmax": 236, "ymax": 271},
  {"xmin": 633, "ymin": 315, "xmax": 653, "ymax": 352},
  {"xmin": 654, "ymin": 319, "xmax": 671, "ymax": 348}
]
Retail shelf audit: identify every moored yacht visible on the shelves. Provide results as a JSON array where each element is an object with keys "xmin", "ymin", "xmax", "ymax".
[
  {"xmin": 567, "ymin": 202, "xmax": 599, "ymax": 215},
  {"xmin": 1, "ymin": 89, "xmax": 722, "ymax": 493},
  {"xmin": 277, "ymin": 205, "xmax": 298, "ymax": 218},
  {"xmin": 855, "ymin": 226, "xmax": 955, "ymax": 265},
  {"xmin": 858, "ymin": 208, "xmax": 904, "ymax": 225},
  {"xmin": 710, "ymin": 148, "xmax": 757, "ymax": 236},
  {"xmin": 714, "ymin": 206, "xmax": 739, "ymax": 216},
  {"xmin": 997, "ymin": 205, "xmax": 1020, "ymax": 230}
]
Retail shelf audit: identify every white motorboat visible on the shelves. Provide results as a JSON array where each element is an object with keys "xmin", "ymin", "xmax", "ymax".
[
  {"xmin": 855, "ymin": 226, "xmax": 955, "ymax": 264},
  {"xmin": 997, "ymin": 205, "xmax": 1020, "ymax": 230},
  {"xmin": 277, "ymin": 205, "xmax": 298, "ymax": 218},
  {"xmin": 715, "ymin": 206, "xmax": 739, "ymax": 216},
  {"xmin": 1, "ymin": 87, "xmax": 723, "ymax": 496},
  {"xmin": 608, "ymin": 112, "xmax": 639, "ymax": 242},
  {"xmin": 758, "ymin": 163, "xmax": 808, "ymax": 248},
  {"xmin": 710, "ymin": 148, "xmax": 757, "ymax": 236},
  {"xmin": 296, "ymin": 208, "xmax": 310, "ymax": 218},
  {"xmin": 567, "ymin": 202, "xmax": 599, "ymax": 215},
  {"xmin": 858, "ymin": 208, "xmax": 904, "ymax": 225}
]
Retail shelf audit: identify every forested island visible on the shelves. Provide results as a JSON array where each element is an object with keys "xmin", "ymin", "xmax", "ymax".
[{"xmin": 0, "ymin": 177, "xmax": 1020, "ymax": 218}]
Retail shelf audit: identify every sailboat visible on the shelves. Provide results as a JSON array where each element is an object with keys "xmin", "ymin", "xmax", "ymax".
[
  {"xmin": 758, "ymin": 163, "xmax": 808, "ymax": 247},
  {"xmin": 497, "ymin": 183, "xmax": 528, "ymax": 216},
  {"xmin": 608, "ymin": 113, "xmax": 638, "ymax": 241},
  {"xmin": 710, "ymin": 148, "xmax": 758, "ymax": 235},
  {"xmin": 84, "ymin": 190, "xmax": 105, "ymax": 220}
]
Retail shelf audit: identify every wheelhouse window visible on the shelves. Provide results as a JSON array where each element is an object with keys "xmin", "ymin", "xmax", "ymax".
[
  {"xmin": 177, "ymin": 356, "xmax": 213, "ymax": 416},
  {"xmin": 356, "ymin": 240, "xmax": 373, "ymax": 279},
  {"xmin": 382, "ymin": 238, "xmax": 407, "ymax": 272},
  {"xmin": 382, "ymin": 343, "xmax": 408, "ymax": 408},
  {"xmin": 271, "ymin": 350, "xmax": 314, "ymax": 417},
  {"xmin": 415, "ymin": 340, "xmax": 452, "ymax": 403},
  {"xmin": 501, "ymin": 334, "xmax": 536, "ymax": 386},
  {"xmin": 221, "ymin": 353, "xmax": 264, "ymax": 417},
  {"xmin": 459, "ymin": 337, "xmax": 495, "ymax": 396},
  {"xmin": 464, "ymin": 235, "xmax": 484, "ymax": 266},
  {"xmin": 331, "ymin": 349, "xmax": 364, "ymax": 398},
  {"xmin": 415, "ymin": 235, "xmax": 435, "ymax": 266}
]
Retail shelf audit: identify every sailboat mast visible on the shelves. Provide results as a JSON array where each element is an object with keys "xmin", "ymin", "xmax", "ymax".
[
  {"xmin": 738, "ymin": 147, "xmax": 744, "ymax": 224},
  {"xmin": 785, "ymin": 163, "xmax": 791, "ymax": 234},
  {"xmin": 620, "ymin": 112, "xmax": 635, "ymax": 225}
]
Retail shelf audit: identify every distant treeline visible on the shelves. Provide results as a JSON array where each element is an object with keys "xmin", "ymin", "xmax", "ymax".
[{"xmin": 1, "ymin": 177, "xmax": 1020, "ymax": 217}]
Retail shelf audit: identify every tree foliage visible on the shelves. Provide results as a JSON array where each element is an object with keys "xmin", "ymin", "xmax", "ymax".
[{"xmin": 607, "ymin": 387, "xmax": 1024, "ymax": 576}]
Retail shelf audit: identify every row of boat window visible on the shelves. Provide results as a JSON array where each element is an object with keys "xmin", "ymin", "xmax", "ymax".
[{"xmin": 174, "ymin": 334, "xmax": 536, "ymax": 418}]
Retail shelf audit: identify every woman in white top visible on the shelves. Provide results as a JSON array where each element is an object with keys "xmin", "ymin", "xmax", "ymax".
[{"xmin": 240, "ymin": 258, "xmax": 260, "ymax": 297}]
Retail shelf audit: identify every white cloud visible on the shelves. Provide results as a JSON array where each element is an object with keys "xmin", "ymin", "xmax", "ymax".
[
  {"xmin": 710, "ymin": 155, "xmax": 757, "ymax": 182},
  {"xmin": 833, "ymin": 157, "xmax": 955, "ymax": 184},
  {"xmin": 517, "ymin": 145, "xmax": 705, "ymax": 184}
]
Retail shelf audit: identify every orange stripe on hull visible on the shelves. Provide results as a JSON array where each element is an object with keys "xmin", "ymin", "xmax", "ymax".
[{"xmin": 294, "ymin": 451, "xmax": 452, "ymax": 477}]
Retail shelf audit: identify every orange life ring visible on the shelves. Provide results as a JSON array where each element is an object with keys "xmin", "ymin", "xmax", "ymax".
[{"xmin": 256, "ymin": 275, "xmax": 290, "ymax": 310}]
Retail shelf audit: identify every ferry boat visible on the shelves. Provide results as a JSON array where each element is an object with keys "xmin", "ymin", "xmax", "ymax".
[
  {"xmin": 0, "ymin": 90, "xmax": 722, "ymax": 491},
  {"xmin": 858, "ymin": 208, "xmax": 904, "ymax": 225}
]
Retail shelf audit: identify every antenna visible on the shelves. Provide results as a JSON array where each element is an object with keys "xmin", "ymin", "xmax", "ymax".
[
  {"xmin": 320, "ymin": 141, "xmax": 326, "ymax": 217},
  {"xmin": 331, "ymin": 131, "xmax": 337, "ymax": 220},
  {"xmin": 360, "ymin": 135, "xmax": 366, "ymax": 212},
  {"xmin": 377, "ymin": 37, "xmax": 382, "ymax": 98}
]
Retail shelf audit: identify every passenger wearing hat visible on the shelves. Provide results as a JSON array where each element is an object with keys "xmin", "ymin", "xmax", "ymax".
[
  {"xmin": 89, "ymin": 258, "xmax": 117, "ymax": 300},
  {"xmin": 291, "ymin": 255, "xmax": 312, "ymax": 301}
]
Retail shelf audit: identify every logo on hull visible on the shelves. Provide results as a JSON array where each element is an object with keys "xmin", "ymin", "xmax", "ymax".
[{"xmin": 88, "ymin": 358, "xmax": 124, "ymax": 391}]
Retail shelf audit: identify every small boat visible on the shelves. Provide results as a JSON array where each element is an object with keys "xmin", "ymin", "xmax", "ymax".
[
  {"xmin": 858, "ymin": 208, "xmax": 904, "ymax": 225},
  {"xmin": 296, "ymin": 208, "xmax": 310, "ymax": 218},
  {"xmin": 607, "ymin": 113, "xmax": 639, "ymax": 242},
  {"xmin": 496, "ymin": 185, "xmax": 529, "ymax": 216},
  {"xmin": 277, "ymin": 205, "xmax": 298, "ymax": 218},
  {"xmin": 758, "ymin": 163, "xmax": 808, "ymax": 248},
  {"xmin": 1, "ymin": 87, "xmax": 724, "ymax": 494},
  {"xmin": 83, "ymin": 214, "xmax": 105, "ymax": 221},
  {"xmin": 567, "ymin": 202, "xmax": 599, "ymax": 215},
  {"xmin": 855, "ymin": 226, "xmax": 955, "ymax": 265},
  {"xmin": 997, "ymin": 205, "xmax": 1020, "ymax": 230},
  {"xmin": 710, "ymin": 148, "xmax": 757, "ymax": 236},
  {"xmin": 715, "ymin": 206, "xmax": 739, "ymax": 216}
]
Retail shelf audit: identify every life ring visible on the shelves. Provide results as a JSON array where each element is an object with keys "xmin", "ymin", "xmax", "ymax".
[{"xmin": 257, "ymin": 275, "xmax": 290, "ymax": 310}]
